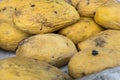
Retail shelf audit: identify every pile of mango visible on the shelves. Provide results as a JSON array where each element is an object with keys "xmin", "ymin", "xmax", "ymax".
[{"xmin": 0, "ymin": 0, "xmax": 120, "ymax": 80}]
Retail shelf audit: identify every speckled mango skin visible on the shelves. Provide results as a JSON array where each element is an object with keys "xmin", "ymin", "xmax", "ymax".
[
  {"xmin": 78, "ymin": 30, "xmax": 120, "ymax": 51},
  {"xmin": 0, "ymin": 0, "xmax": 31, "ymax": 23},
  {"xmin": 12, "ymin": 0, "xmax": 80, "ymax": 34},
  {"xmin": 16, "ymin": 34, "xmax": 77, "ymax": 67},
  {"xmin": 76, "ymin": 0, "xmax": 108, "ymax": 17},
  {"xmin": 0, "ymin": 3, "xmax": 14, "ymax": 23},
  {"xmin": 0, "ymin": 57, "xmax": 73, "ymax": 80},
  {"xmin": 95, "ymin": 0, "xmax": 120, "ymax": 30},
  {"xmin": 59, "ymin": 17, "xmax": 103, "ymax": 44},
  {"xmin": 0, "ymin": 22, "xmax": 29, "ymax": 51},
  {"xmin": 68, "ymin": 48, "xmax": 120, "ymax": 78}
]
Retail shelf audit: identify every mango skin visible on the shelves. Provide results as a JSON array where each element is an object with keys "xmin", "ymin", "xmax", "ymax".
[
  {"xmin": 0, "ymin": 22, "xmax": 29, "ymax": 51},
  {"xmin": 0, "ymin": 57, "xmax": 73, "ymax": 80},
  {"xmin": 13, "ymin": 0, "xmax": 80, "ymax": 34},
  {"xmin": 78, "ymin": 30, "xmax": 120, "ymax": 51},
  {"xmin": 16, "ymin": 34, "xmax": 77, "ymax": 67},
  {"xmin": 0, "ymin": 0, "xmax": 31, "ymax": 23},
  {"xmin": 77, "ymin": 0, "xmax": 108, "ymax": 17},
  {"xmin": 95, "ymin": 0, "xmax": 120, "ymax": 30},
  {"xmin": 68, "ymin": 48, "xmax": 120, "ymax": 78},
  {"xmin": 59, "ymin": 17, "xmax": 103, "ymax": 44}
]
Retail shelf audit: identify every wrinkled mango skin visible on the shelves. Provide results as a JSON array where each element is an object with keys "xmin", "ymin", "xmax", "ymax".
[
  {"xmin": 0, "ymin": 0, "xmax": 31, "ymax": 23},
  {"xmin": 0, "ymin": 57, "xmax": 73, "ymax": 80},
  {"xmin": 12, "ymin": 0, "xmax": 80, "ymax": 34},
  {"xmin": 0, "ymin": 0, "xmax": 80, "ymax": 34}
]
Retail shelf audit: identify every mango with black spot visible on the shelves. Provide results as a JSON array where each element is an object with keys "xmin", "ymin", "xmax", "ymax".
[
  {"xmin": 13, "ymin": 0, "xmax": 80, "ymax": 34},
  {"xmin": 0, "ymin": 0, "xmax": 32, "ymax": 23},
  {"xmin": 68, "ymin": 48, "xmax": 120, "ymax": 78},
  {"xmin": 78, "ymin": 30, "xmax": 120, "ymax": 51}
]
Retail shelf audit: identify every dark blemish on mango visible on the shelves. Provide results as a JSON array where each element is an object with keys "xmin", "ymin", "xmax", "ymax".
[
  {"xmin": 93, "ymin": 12, "xmax": 95, "ymax": 15},
  {"xmin": 92, "ymin": 50, "xmax": 98, "ymax": 56},
  {"xmin": 94, "ymin": 37, "xmax": 106, "ymax": 47},
  {"xmin": 66, "ymin": 42, "xmax": 69, "ymax": 47},
  {"xmin": 54, "ymin": 11, "xmax": 58, "ymax": 14},
  {"xmin": 10, "ymin": 6, "xmax": 13, "ymax": 8},
  {"xmin": 56, "ymin": 1, "xmax": 59, "ymax": 4},
  {"xmin": 31, "ymin": 4, "xmax": 36, "ymax": 7},
  {"xmin": 2, "ymin": 7, "xmax": 6, "ymax": 11},
  {"xmin": 36, "ymin": 16, "xmax": 54, "ymax": 28},
  {"xmin": 34, "ymin": 59, "xmax": 39, "ymax": 62},
  {"xmin": 52, "ymin": 56, "xmax": 54, "ymax": 58},
  {"xmin": 15, "ymin": 8, "xmax": 17, "ymax": 11},
  {"xmin": 87, "ymin": 0, "xmax": 90, "ymax": 5},
  {"xmin": 81, "ymin": 72, "xmax": 86, "ymax": 76},
  {"xmin": 40, "ymin": 26, "xmax": 43, "ymax": 30}
]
